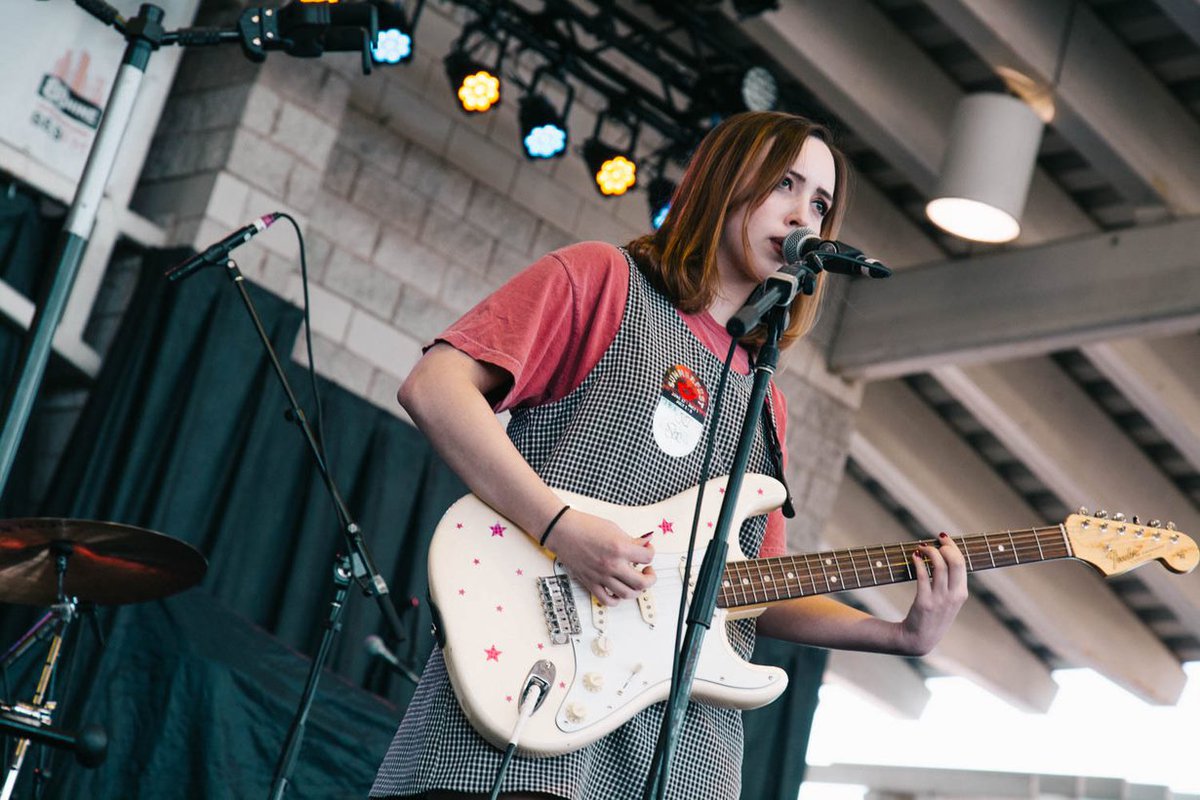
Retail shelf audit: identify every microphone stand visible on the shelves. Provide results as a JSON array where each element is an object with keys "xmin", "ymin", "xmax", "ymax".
[
  {"xmin": 216, "ymin": 258, "xmax": 405, "ymax": 800},
  {"xmin": 641, "ymin": 267, "xmax": 803, "ymax": 799}
]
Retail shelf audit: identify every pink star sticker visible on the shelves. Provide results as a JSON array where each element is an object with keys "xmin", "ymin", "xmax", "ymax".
[
  {"xmin": 559, "ymin": 681, "xmax": 566, "ymax": 689},
  {"xmin": 496, "ymin": 605, "xmax": 504, "ymax": 612},
  {"xmin": 757, "ymin": 488, "xmax": 764, "ymax": 495},
  {"xmin": 515, "ymin": 568, "xmax": 524, "ymax": 576},
  {"xmin": 490, "ymin": 522, "xmax": 506, "ymax": 537},
  {"xmin": 473, "ymin": 558, "xmax": 480, "ymax": 565},
  {"xmin": 658, "ymin": 518, "xmax": 674, "ymax": 534},
  {"xmin": 718, "ymin": 487, "xmax": 726, "ymax": 494},
  {"xmin": 458, "ymin": 588, "xmax": 466, "ymax": 596},
  {"xmin": 456, "ymin": 522, "xmax": 463, "ymax": 529},
  {"xmin": 506, "ymin": 695, "xmax": 513, "ymax": 703},
  {"xmin": 537, "ymin": 643, "xmax": 544, "ymax": 650},
  {"xmin": 485, "ymin": 644, "xmax": 502, "ymax": 662}
]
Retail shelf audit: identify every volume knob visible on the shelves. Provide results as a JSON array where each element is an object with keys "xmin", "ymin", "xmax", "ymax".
[
  {"xmin": 583, "ymin": 672, "xmax": 605, "ymax": 692},
  {"xmin": 565, "ymin": 702, "xmax": 587, "ymax": 723}
]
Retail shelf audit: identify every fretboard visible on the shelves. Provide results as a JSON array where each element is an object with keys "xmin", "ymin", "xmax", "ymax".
[{"xmin": 717, "ymin": 525, "xmax": 1073, "ymax": 610}]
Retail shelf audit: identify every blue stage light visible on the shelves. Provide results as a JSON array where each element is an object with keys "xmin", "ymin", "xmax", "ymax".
[
  {"xmin": 524, "ymin": 123, "xmax": 567, "ymax": 159},
  {"xmin": 372, "ymin": 28, "xmax": 413, "ymax": 63},
  {"xmin": 519, "ymin": 94, "xmax": 568, "ymax": 159}
]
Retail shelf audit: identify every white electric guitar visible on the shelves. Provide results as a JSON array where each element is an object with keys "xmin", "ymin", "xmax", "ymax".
[{"xmin": 426, "ymin": 474, "xmax": 1198, "ymax": 756}]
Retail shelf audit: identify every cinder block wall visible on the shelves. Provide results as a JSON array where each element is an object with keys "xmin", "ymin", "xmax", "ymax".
[{"xmin": 129, "ymin": 1, "xmax": 862, "ymax": 552}]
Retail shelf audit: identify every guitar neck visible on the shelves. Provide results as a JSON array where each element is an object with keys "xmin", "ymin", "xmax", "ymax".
[{"xmin": 719, "ymin": 525, "xmax": 1072, "ymax": 610}]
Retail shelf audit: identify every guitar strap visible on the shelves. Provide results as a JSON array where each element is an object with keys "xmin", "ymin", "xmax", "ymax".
[{"xmin": 761, "ymin": 393, "xmax": 796, "ymax": 519}]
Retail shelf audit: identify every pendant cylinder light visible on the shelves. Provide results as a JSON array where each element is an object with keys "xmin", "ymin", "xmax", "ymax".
[{"xmin": 926, "ymin": 93, "xmax": 1043, "ymax": 243}]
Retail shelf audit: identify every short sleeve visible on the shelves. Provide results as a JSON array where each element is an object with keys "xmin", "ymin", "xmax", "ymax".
[{"xmin": 434, "ymin": 242, "xmax": 630, "ymax": 411}]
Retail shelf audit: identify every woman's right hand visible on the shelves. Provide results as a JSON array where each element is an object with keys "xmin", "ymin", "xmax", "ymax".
[{"xmin": 545, "ymin": 510, "xmax": 656, "ymax": 607}]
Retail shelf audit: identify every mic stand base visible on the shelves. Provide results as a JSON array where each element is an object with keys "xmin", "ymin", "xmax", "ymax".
[{"xmin": 269, "ymin": 556, "xmax": 352, "ymax": 800}]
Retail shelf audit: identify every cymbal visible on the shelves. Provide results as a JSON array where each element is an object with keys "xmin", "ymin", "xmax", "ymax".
[{"xmin": 0, "ymin": 518, "xmax": 207, "ymax": 606}]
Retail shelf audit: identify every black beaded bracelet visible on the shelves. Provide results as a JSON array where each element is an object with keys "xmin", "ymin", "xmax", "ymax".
[{"xmin": 539, "ymin": 505, "xmax": 570, "ymax": 547}]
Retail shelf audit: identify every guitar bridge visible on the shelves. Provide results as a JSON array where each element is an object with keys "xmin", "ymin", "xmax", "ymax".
[{"xmin": 537, "ymin": 574, "xmax": 581, "ymax": 645}]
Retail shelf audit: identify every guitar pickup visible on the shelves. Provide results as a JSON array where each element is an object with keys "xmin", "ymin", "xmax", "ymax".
[
  {"xmin": 637, "ymin": 591, "xmax": 656, "ymax": 627},
  {"xmin": 537, "ymin": 574, "xmax": 581, "ymax": 645}
]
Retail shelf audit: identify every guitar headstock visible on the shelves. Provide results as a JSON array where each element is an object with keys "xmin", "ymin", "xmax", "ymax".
[{"xmin": 1064, "ymin": 509, "xmax": 1199, "ymax": 577}]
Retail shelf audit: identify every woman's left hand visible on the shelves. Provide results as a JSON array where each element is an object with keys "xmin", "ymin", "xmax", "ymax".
[{"xmin": 896, "ymin": 533, "xmax": 969, "ymax": 655}]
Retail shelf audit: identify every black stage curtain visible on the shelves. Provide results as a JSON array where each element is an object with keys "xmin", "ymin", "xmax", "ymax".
[{"xmin": 0, "ymin": 235, "xmax": 827, "ymax": 798}]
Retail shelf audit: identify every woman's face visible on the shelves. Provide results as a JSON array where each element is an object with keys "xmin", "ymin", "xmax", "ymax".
[{"xmin": 717, "ymin": 136, "xmax": 837, "ymax": 287}]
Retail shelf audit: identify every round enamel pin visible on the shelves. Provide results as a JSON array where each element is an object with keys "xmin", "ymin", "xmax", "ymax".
[{"xmin": 653, "ymin": 364, "xmax": 709, "ymax": 457}]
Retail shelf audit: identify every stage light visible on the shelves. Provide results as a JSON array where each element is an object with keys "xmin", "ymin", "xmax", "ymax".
[
  {"xmin": 583, "ymin": 140, "xmax": 637, "ymax": 196},
  {"xmin": 445, "ymin": 23, "xmax": 505, "ymax": 114},
  {"xmin": 518, "ymin": 70, "xmax": 572, "ymax": 159},
  {"xmin": 582, "ymin": 112, "xmax": 639, "ymax": 197},
  {"xmin": 648, "ymin": 176, "xmax": 676, "ymax": 229},
  {"xmin": 367, "ymin": 1, "xmax": 420, "ymax": 64},
  {"xmin": 371, "ymin": 28, "xmax": 411, "ymax": 63}
]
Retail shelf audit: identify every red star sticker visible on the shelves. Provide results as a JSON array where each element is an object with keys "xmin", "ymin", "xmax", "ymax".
[
  {"xmin": 458, "ymin": 588, "xmax": 466, "ymax": 596},
  {"xmin": 473, "ymin": 558, "xmax": 480, "ymax": 565},
  {"xmin": 485, "ymin": 644, "xmax": 502, "ymax": 661},
  {"xmin": 707, "ymin": 521, "xmax": 713, "ymax": 527},
  {"xmin": 559, "ymin": 681, "xmax": 566, "ymax": 689},
  {"xmin": 515, "ymin": 568, "xmax": 524, "ymax": 576},
  {"xmin": 718, "ymin": 487, "xmax": 726, "ymax": 494},
  {"xmin": 506, "ymin": 695, "xmax": 513, "ymax": 703},
  {"xmin": 757, "ymin": 488, "xmax": 764, "ymax": 495},
  {"xmin": 537, "ymin": 643, "xmax": 544, "ymax": 650},
  {"xmin": 490, "ymin": 522, "xmax": 506, "ymax": 537},
  {"xmin": 456, "ymin": 522, "xmax": 463, "ymax": 529},
  {"xmin": 658, "ymin": 519, "xmax": 674, "ymax": 534}
]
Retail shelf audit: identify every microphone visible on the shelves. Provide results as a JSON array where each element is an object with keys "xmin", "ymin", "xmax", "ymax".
[
  {"xmin": 364, "ymin": 634, "xmax": 421, "ymax": 684},
  {"xmin": 781, "ymin": 228, "xmax": 892, "ymax": 279},
  {"xmin": 0, "ymin": 706, "xmax": 107, "ymax": 768},
  {"xmin": 164, "ymin": 212, "xmax": 280, "ymax": 282}
]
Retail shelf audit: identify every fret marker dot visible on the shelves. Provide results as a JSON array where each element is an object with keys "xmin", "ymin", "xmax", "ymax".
[
  {"xmin": 997, "ymin": 544, "xmax": 1006, "ymax": 551},
  {"xmin": 875, "ymin": 560, "xmax": 883, "ymax": 568},
  {"xmin": 763, "ymin": 576, "xmax": 772, "ymax": 582},
  {"xmin": 741, "ymin": 577, "xmax": 750, "ymax": 585},
  {"xmin": 722, "ymin": 580, "xmax": 730, "ymax": 587},
  {"xmin": 824, "ymin": 558, "xmax": 832, "ymax": 566},
  {"xmin": 830, "ymin": 575, "xmax": 838, "ymax": 583},
  {"xmin": 786, "ymin": 572, "xmax": 795, "ymax": 579}
]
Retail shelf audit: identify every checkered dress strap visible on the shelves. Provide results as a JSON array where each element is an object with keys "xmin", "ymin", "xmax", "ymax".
[{"xmin": 371, "ymin": 246, "xmax": 782, "ymax": 800}]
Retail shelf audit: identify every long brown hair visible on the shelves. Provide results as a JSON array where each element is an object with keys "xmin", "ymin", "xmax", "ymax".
[{"xmin": 627, "ymin": 111, "xmax": 851, "ymax": 349}]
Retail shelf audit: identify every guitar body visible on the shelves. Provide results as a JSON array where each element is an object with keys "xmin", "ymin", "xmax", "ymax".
[{"xmin": 427, "ymin": 474, "xmax": 790, "ymax": 756}]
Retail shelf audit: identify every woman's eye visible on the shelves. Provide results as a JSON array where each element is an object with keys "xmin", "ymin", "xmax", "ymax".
[
  {"xmin": 779, "ymin": 176, "xmax": 793, "ymax": 190},
  {"xmin": 814, "ymin": 198, "xmax": 829, "ymax": 217}
]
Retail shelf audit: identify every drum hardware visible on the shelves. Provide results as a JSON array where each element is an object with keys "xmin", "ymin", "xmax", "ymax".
[{"xmin": 0, "ymin": 519, "xmax": 206, "ymax": 799}]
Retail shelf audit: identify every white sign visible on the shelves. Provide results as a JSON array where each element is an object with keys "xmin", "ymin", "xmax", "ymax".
[{"xmin": 0, "ymin": 1, "xmax": 195, "ymax": 187}]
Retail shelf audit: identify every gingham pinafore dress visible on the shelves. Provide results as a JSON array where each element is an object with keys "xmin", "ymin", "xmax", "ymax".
[{"xmin": 371, "ymin": 248, "xmax": 783, "ymax": 800}]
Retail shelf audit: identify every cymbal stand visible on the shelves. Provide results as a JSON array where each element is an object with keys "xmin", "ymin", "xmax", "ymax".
[{"xmin": 1, "ymin": 543, "xmax": 76, "ymax": 800}]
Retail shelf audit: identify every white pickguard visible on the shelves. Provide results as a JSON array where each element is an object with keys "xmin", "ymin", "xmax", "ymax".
[{"xmin": 427, "ymin": 474, "xmax": 789, "ymax": 756}]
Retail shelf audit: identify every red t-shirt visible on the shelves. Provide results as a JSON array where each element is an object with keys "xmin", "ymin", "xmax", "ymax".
[{"xmin": 437, "ymin": 241, "xmax": 789, "ymax": 558}]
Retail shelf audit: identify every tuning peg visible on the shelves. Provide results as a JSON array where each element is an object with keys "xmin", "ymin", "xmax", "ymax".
[
  {"xmin": 1078, "ymin": 506, "xmax": 1090, "ymax": 516},
  {"xmin": 1112, "ymin": 512, "xmax": 1126, "ymax": 522},
  {"xmin": 1096, "ymin": 509, "xmax": 1108, "ymax": 519},
  {"xmin": 1166, "ymin": 521, "xmax": 1176, "ymax": 531},
  {"xmin": 1149, "ymin": 519, "xmax": 1161, "ymax": 528},
  {"xmin": 1132, "ymin": 515, "xmax": 1140, "ymax": 524}
]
